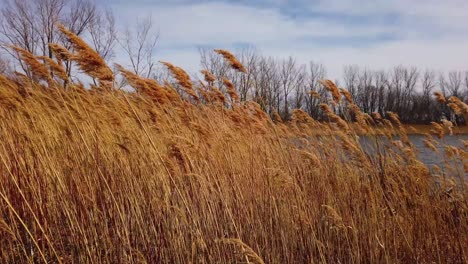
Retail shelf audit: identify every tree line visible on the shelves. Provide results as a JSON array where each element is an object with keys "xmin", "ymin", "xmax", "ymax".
[
  {"xmin": 1, "ymin": 0, "xmax": 467, "ymax": 124},
  {"xmin": 199, "ymin": 48, "xmax": 468, "ymax": 124}
]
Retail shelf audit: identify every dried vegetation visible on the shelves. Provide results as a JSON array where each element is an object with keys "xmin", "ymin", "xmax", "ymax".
[{"xmin": 0, "ymin": 26, "xmax": 466, "ymax": 263}]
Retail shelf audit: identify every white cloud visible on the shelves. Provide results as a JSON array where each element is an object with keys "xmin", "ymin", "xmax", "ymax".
[
  {"xmin": 113, "ymin": 1, "xmax": 396, "ymax": 46},
  {"xmin": 108, "ymin": 0, "xmax": 468, "ymax": 79}
]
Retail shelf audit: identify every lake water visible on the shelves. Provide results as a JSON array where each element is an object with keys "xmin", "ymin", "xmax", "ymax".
[{"xmin": 360, "ymin": 134, "xmax": 467, "ymax": 178}]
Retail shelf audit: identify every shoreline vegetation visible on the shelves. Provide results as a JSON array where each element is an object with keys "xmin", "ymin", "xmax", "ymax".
[
  {"xmin": 405, "ymin": 124, "xmax": 468, "ymax": 135},
  {"xmin": 0, "ymin": 25, "xmax": 466, "ymax": 263}
]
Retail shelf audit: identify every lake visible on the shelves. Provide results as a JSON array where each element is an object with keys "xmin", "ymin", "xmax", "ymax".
[{"xmin": 360, "ymin": 134, "xmax": 467, "ymax": 178}]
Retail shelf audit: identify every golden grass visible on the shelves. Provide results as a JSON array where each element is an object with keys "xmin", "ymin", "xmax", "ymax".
[
  {"xmin": 0, "ymin": 29, "xmax": 466, "ymax": 263},
  {"xmin": 404, "ymin": 124, "xmax": 468, "ymax": 135}
]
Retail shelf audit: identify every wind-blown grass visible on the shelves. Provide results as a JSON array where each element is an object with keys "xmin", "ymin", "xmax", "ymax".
[{"xmin": 0, "ymin": 27, "xmax": 466, "ymax": 263}]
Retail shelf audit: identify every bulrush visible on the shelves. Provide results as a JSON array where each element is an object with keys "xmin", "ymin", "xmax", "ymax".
[
  {"xmin": 448, "ymin": 96, "xmax": 468, "ymax": 115},
  {"xmin": 339, "ymin": 88, "xmax": 353, "ymax": 104},
  {"xmin": 442, "ymin": 119, "xmax": 454, "ymax": 135},
  {"xmin": 11, "ymin": 46, "xmax": 51, "ymax": 82},
  {"xmin": 223, "ymin": 78, "xmax": 240, "ymax": 102},
  {"xmin": 308, "ymin": 90, "xmax": 320, "ymax": 98},
  {"xmin": 292, "ymin": 109, "xmax": 314, "ymax": 124},
  {"xmin": 56, "ymin": 24, "xmax": 114, "ymax": 82},
  {"xmin": 160, "ymin": 61, "xmax": 199, "ymax": 101},
  {"xmin": 200, "ymin": 70, "xmax": 216, "ymax": 84},
  {"xmin": 38, "ymin": 56, "xmax": 69, "ymax": 82},
  {"xmin": 423, "ymin": 136, "xmax": 438, "ymax": 152},
  {"xmin": 318, "ymin": 79, "xmax": 341, "ymax": 103},
  {"xmin": 49, "ymin": 43, "xmax": 73, "ymax": 61},
  {"xmin": 387, "ymin": 111, "xmax": 402, "ymax": 128},
  {"xmin": 446, "ymin": 96, "xmax": 468, "ymax": 127},
  {"xmin": 430, "ymin": 121, "xmax": 445, "ymax": 139},
  {"xmin": 211, "ymin": 87, "xmax": 226, "ymax": 104},
  {"xmin": 371, "ymin": 112, "xmax": 383, "ymax": 122},
  {"xmin": 272, "ymin": 111, "xmax": 283, "ymax": 123},
  {"xmin": 197, "ymin": 81, "xmax": 214, "ymax": 103},
  {"xmin": 320, "ymin": 103, "xmax": 349, "ymax": 131},
  {"xmin": 434, "ymin": 91, "xmax": 446, "ymax": 103},
  {"xmin": 116, "ymin": 64, "xmax": 170, "ymax": 104},
  {"xmin": 214, "ymin": 49, "xmax": 247, "ymax": 73}
]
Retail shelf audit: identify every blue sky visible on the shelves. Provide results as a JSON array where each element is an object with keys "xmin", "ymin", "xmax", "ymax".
[{"xmin": 101, "ymin": 0, "xmax": 468, "ymax": 78}]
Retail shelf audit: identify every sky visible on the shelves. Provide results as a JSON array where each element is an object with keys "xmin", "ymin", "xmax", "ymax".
[{"xmin": 101, "ymin": 0, "xmax": 468, "ymax": 79}]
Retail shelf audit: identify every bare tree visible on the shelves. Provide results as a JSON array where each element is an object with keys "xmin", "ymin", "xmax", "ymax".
[
  {"xmin": 292, "ymin": 67, "xmax": 307, "ymax": 110},
  {"xmin": 87, "ymin": 8, "xmax": 116, "ymax": 62},
  {"xmin": 464, "ymin": 71, "xmax": 468, "ymax": 101},
  {"xmin": 252, "ymin": 56, "xmax": 279, "ymax": 114},
  {"xmin": 0, "ymin": 0, "xmax": 105, "ymax": 79},
  {"xmin": 199, "ymin": 47, "xmax": 229, "ymax": 86},
  {"xmin": 229, "ymin": 47, "xmax": 258, "ymax": 101},
  {"xmin": 305, "ymin": 61, "xmax": 326, "ymax": 118},
  {"xmin": 447, "ymin": 71, "xmax": 463, "ymax": 98},
  {"xmin": 343, "ymin": 65, "xmax": 359, "ymax": 98},
  {"xmin": 0, "ymin": 55, "xmax": 11, "ymax": 74},
  {"xmin": 374, "ymin": 70, "xmax": 388, "ymax": 115},
  {"xmin": 357, "ymin": 68, "xmax": 374, "ymax": 113},
  {"xmin": 279, "ymin": 57, "xmax": 304, "ymax": 119},
  {"xmin": 119, "ymin": 16, "xmax": 159, "ymax": 78},
  {"xmin": 421, "ymin": 70, "xmax": 436, "ymax": 98},
  {"xmin": 416, "ymin": 70, "xmax": 437, "ymax": 122}
]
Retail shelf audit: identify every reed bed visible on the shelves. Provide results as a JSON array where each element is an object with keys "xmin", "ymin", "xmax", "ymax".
[{"xmin": 0, "ymin": 27, "xmax": 466, "ymax": 263}]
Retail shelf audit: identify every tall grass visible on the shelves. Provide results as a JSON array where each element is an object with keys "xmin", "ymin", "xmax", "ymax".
[{"xmin": 0, "ymin": 27, "xmax": 466, "ymax": 263}]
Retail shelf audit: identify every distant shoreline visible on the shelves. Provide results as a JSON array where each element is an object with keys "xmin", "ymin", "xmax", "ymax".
[
  {"xmin": 404, "ymin": 124, "xmax": 468, "ymax": 135},
  {"xmin": 307, "ymin": 123, "xmax": 468, "ymax": 136}
]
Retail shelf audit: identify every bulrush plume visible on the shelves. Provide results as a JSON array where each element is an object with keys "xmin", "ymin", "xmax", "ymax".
[
  {"xmin": 38, "ymin": 56, "xmax": 68, "ymax": 82},
  {"xmin": 272, "ymin": 111, "xmax": 283, "ymax": 123},
  {"xmin": 339, "ymin": 88, "xmax": 353, "ymax": 104},
  {"xmin": 447, "ymin": 102, "xmax": 461, "ymax": 115},
  {"xmin": 298, "ymin": 149, "xmax": 321, "ymax": 167},
  {"xmin": 197, "ymin": 81, "xmax": 214, "ymax": 102},
  {"xmin": 445, "ymin": 146, "xmax": 460, "ymax": 159},
  {"xmin": 248, "ymin": 101, "xmax": 269, "ymax": 121},
  {"xmin": 434, "ymin": 92, "xmax": 446, "ymax": 103},
  {"xmin": 371, "ymin": 112, "xmax": 383, "ymax": 122},
  {"xmin": 430, "ymin": 122, "xmax": 445, "ymax": 139},
  {"xmin": 48, "ymin": 43, "xmax": 73, "ymax": 61},
  {"xmin": 321, "ymin": 205, "xmax": 345, "ymax": 229},
  {"xmin": 219, "ymin": 239, "xmax": 265, "ymax": 264},
  {"xmin": 11, "ymin": 46, "xmax": 51, "ymax": 82},
  {"xmin": 386, "ymin": 112, "xmax": 402, "ymax": 128},
  {"xmin": 320, "ymin": 104, "xmax": 349, "ymax": 131},
  {"xmin": 211, "ymin": 87, "xmax": 226, "ymax": 104},
  {"xmin": 442, "ymin": 119, "xmax": 454, "ymax": 135},
  {"xmin": 214, "ymin": 49, "xmax": 247, "ymax": 73},
  {"xmin": 200, "ymin": 70, "xmax": 216, "ymax": 83},
  {"xmin": 349, "ymin": 104, "xmax": 368, "ymax": 128},
  {"xmin": 447, "ymin": 97, "xmax": 468, "ymax": 128},
  {"xmin": 116, "ymin": 64, "xmax": 169, "ymax": 104},
  {"xmin": 318, "ymin": 80, "xmax": 341, "ymax": 103},
  {"xmin": 292, "ymin": 109, "xmax": 314, "ymax": 124},
  {"xmin": 308, "ymin": 90, "xmax": 320, "ymax": 98},
  {"xmin": 423, "ymin": 137, "xmax": 438, "ymax": 152},
  {"xmin": 448, "ymin": 96, "xmax": 468, "ymax": 115},
  {"xmin": 223, "ymin": 78, "xmax": 240, "ymax": 102},
  {"xmin": 56, "ymin": 24, "xmax": 114, "ymax": 82},
  {"xmin": 160, "ymin": 61, "xmax": 199, "ymax": 101},
  {"xmin": 163, "ymin": 81, "xmax": 182, "ymax": 102}
]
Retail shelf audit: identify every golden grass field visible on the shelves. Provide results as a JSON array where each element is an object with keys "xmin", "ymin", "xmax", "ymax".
[{"xmin": 0, "ymin": 26, "xmax": 466, "ymax": 263}]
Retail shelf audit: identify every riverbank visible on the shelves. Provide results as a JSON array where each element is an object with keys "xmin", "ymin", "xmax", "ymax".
[{"xmin": 404, "ymin": 124, "xmax": 468, "ymax": 134}]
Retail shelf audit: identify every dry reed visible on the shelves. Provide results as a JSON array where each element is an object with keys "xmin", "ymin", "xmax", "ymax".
[{"xmin": 0, "ymin": 26, "xmax": 466, "ymax": 264}]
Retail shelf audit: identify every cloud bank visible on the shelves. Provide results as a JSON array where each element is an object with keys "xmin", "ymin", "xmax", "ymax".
[{"xmin": 105, "ymin": 0, "xmax": 468, "ymax": 78}]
